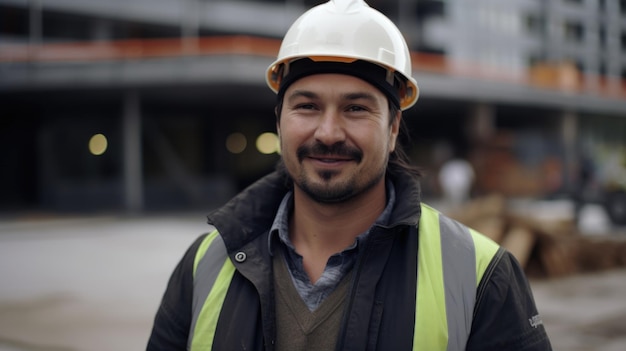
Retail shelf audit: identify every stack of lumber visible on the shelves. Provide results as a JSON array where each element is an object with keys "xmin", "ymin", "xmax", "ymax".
[{"xmin": 445, "ymin": 194, "xmax": 626, "ymax": 278}]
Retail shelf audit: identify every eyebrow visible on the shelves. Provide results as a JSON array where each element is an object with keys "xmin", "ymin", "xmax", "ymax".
[
  {"xmin": 341, "ymin": 92, "xmax": 378, "ymax": 104},
  {"xmin": 286, "ymin": 90, "xmax": 317, "ymax": 103},
  {"xmin": 286, "ymin": 90, "xmax": 379, "ymax": 104}
]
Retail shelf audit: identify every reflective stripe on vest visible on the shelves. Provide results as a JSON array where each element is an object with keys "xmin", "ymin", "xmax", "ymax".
[
  {"xmin": 414, "ymin": 204, "xmax": 499, "ymax": 351},
  {"xmin": 189, "ymin": 204, "xmax": 500, "ymax": 350},
  {"xmin": 188, "ymin": 229, "xmax": 236, "ymax": 351}
]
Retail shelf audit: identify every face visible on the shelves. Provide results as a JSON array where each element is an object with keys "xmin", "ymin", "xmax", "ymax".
[{"xmin": 277, "ymin": 73, "xmax": 400, "ymax": 203}]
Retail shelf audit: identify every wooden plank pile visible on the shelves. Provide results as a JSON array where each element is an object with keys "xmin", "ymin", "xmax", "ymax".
[{"xmin": 445, "ymin": 194, "xmax": 626, "ymax": 278}]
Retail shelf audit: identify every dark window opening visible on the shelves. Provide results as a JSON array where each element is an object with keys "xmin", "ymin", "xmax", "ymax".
[
  {"xmin": 564, "ymin": 21, "xmax": 584, "ymax": 43},
  {"xmin": 0, "ymin": 5, "xmax": 29, "ymax": 37}
]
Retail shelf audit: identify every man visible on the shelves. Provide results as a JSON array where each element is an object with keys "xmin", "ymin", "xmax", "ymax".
[{"xmin": 147, "ymin": 0, "xmax": 552, "ymax": 350}]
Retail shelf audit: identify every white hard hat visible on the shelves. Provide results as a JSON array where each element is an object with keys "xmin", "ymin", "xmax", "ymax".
[{"xmin": 266, "ymin": 0, "xmax": 419, "ymax": 110}]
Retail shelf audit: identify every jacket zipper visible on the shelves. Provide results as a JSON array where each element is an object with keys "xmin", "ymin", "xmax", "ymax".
[{"xmin": 334, "ymin": 226, "xmax": 377, "ymax": 351}]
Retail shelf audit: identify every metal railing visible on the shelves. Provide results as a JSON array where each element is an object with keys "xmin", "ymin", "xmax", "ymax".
[{"xmin": 1, "ymin": 35, "xmax": 625, "ymax": 98}]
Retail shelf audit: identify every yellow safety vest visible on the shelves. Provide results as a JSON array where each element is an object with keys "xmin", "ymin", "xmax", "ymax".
[{"xmin": 189, "ymin": 203, "xmax": 500, "ymax": 351}]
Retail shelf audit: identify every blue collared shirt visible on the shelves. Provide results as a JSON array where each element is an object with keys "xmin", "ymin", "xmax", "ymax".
[{"xmin": 269, "ymin": 181, "xmax": 396, "ymax": 311}]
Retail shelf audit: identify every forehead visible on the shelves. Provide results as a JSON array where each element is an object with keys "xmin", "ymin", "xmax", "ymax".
[{"xmin": 284, "ymin": 73, "xmax": 388, "ymax": 102}]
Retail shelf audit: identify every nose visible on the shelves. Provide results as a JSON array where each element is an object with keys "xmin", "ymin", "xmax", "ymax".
[{"xmin": 314, "ymin": 110, "xmax": 346, "ymax": 146}]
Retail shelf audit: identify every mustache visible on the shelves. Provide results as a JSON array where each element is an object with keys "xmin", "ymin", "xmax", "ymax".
[{"xmin": 296, "ymin": 142, "xmax": 363, "ymax": 163}]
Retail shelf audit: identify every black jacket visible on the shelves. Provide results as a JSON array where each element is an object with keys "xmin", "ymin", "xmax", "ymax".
[{"xmin": 147, "ymin": 171, "xmax": 552, "ymax": 350}]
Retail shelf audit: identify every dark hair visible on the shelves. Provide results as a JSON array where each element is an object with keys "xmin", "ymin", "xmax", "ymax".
[
  {"xmin": 274, "ymin": 100, "xmax": 422, "ymax": 182},
  {"xmin": 384, "ymin": 104, "xmax": 423, "ymax": 180}
]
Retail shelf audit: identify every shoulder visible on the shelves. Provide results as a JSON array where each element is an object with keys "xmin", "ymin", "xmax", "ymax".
[
  {"xmin": 182, "ymin": 232, "xmax": 215, "ymax": 269},
  {"xmin": 161, "ymin": 232, "xmax": 213, "ymax": 306},
  {"xmin": 469, "ymin": 251, "xmax": 552, "ymax": 350},
  {"xmin": 147, "ymin": 232, "xmax": 213, "ymax": 350},
  {"xmin": 475, "ymin": 251, "xmax": 527, "ymax": 308}
]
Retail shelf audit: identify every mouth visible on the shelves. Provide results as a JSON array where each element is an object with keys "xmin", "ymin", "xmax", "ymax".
[
  {"xmin": 306, "ymin": 155, "xmax": 354, "ymax": 169},
  {"xmin": 297, "ymin": 143, "xmax": 363, "ymax": 165},
  {"xmin": 309, "ymin": 155, "xmax": 353, "ymax": 163}
]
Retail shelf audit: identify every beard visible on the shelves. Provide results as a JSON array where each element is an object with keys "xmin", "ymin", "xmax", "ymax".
[
  {"xmin": 297, "ymin": 168, "xmax": 385, "ymax": 203},
  {"xmin": 283, "ymin": 141, "xmax": 387, "ymax": 204}
]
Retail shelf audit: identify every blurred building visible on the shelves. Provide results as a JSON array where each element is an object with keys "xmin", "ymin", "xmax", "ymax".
[{"xmin": 1, "ymin": 0, "xmax": 625, "ymax": 220}]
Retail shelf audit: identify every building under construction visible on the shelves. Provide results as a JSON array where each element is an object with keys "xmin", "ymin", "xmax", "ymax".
[{"xmin": 1, "ymin": 0, "xmax": 625, "ymax": 224}]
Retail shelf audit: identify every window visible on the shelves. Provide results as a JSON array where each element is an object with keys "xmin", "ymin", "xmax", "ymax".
[
  {"xmin": 599, "ymin": 27, "xmax": 607, "ymax": 48},
  {"xmin": 525, "ymin": 14, "xmax": 544, "ymax": 36},
  {"xmin": 564, "ymin": 21, "xmax": 584, "ymax": 43},
  {"xmin": 0, "ymin": 5, "xmax": 28, "ymax": 37}
]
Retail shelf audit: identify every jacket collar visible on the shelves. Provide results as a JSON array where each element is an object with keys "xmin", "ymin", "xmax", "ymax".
[{"xmin": 207, "ymin": 170, "xmax": 422, "ymax": 254}]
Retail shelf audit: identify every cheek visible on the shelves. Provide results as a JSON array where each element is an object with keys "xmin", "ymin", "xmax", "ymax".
[
  {"xmin": 360, "ymin": 124, "xmax": 393, "ymax": 153},
  {"xmin": 281, "ymin": 116, "xmax": 316, "ymax": 143},
  {"xmin": 372, "ymin": 131, "xmax": 396, "ymax": 162},
  {"xmin": 278, "ymin": 122, "xmax": 305, "ymax": 154}
]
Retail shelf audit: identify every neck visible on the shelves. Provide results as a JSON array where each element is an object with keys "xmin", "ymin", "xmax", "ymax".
[{"xmin": 288, "ymin": 179, "xmax": 387, "ymax": 282}]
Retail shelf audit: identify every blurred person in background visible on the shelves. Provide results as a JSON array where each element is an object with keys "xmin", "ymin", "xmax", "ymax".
[
  {"xmin": 438, "ymin": 150, "xmax": 476, "ymax": 209},
  {"xmin": 147, "ymin": 0, "xmax": 552, "ymax": 350}
]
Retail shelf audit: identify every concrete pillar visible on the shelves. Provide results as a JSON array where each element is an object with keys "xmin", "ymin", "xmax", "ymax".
[
  {"xmin": 545, "ymin": 1, "xmax": 564, "ymax": 62},
  {"xmin": 29, "ymin": 0, "xmax": 42, "ymax": 47},
  {"xmin": 561, "ymin": 111, "xmax": 578, "ymax": 193},
  {"xmin": 583, "ymin": 0, "xmax": 600, "ymax": 92},
  {"xmin": 605, "ymin": 0, "xmax": 622, "ymax": 95},
  {"xmin": 92, "ymin": 19, "xmax": 113, "ymax": 42},
  {"xmin": 181, "ymin": 0, "xmax": 200, "ymax": 53},
  {"xmin": 467, "ymin": 103, "xmax": 496, "ymax": 142},
  {"xmin": 397, "ymin": 0, "xmax": 415, "ymax": 43},
  {"xmin": 122, "ymin": 91, "xmax": 143, "ymax": 213}
]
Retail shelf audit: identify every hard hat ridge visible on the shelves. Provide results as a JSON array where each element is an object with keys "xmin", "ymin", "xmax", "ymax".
[{"xmin": 330, "ymin": 0, "xmax": 366, "ymax": 14}]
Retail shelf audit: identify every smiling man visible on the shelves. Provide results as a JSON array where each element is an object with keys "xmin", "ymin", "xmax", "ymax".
[
  {"xmin": 147, "ymin": 1, "xmax": 552, "ymax": 350},
  {"xmin": 277, "ymin": 72, "xmax": 400, "ymax": 283}
]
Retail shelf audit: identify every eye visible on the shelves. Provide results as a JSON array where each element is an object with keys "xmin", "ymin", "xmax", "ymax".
[
  {"xmin": 346, "ymin": 105, "xmax": 368, "ymax": 113},
  {"xmin": 296, "ymin": 103, "xmax": 316, "ymax": 110}
]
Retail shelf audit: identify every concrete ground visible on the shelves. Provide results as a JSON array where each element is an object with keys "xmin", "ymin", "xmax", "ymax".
[
  {"xmin": 0, "ymin": 214, "xmax": 625, "ymax": 351},
  {"xmin": 531, "ymin": 270, "xmax": 626, "ymax": 351}
]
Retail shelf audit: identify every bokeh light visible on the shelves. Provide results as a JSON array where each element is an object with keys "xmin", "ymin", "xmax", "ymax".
[
  {"xmin": 256, "ymin": 132, "xmax": 279, "ymax": 155},
  {"xmin": 89, "ymin": 134, "xmax": 108, "ymax": 155},
  {"xmin": 226, "ymin": 132, "xmax": 247, "ymax": 154}
]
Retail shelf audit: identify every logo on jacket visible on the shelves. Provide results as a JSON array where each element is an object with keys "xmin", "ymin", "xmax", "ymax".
[{"xmin": 528, "ymin": 314, "xmax": 543, "ymax": 328}]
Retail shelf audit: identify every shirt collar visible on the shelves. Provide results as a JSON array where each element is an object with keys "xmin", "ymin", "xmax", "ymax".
[{"xmin": 268, "ymin": 180, "xmax": 396, "ymax": 255}]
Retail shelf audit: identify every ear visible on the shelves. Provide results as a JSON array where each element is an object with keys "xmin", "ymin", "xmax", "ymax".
[
  {"xmin": 274, "ymin": 105, "xmax": 282, "ymax": 137},
  {"xmin": 388, "ymin": 110, "xmax": 401, "ymax": 153},
  {"xmin": 274, "ymin": 106, "xmax": 281, "ymax": 125}
]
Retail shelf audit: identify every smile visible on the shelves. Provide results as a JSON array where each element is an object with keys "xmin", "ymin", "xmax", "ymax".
[
  {"xmin": 313, "ymin": 157, "xmax": 351, "ymax": 162},
  {"xmin": 307, "ymin": 156, "xmax": 354, "ymax": 166}
]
